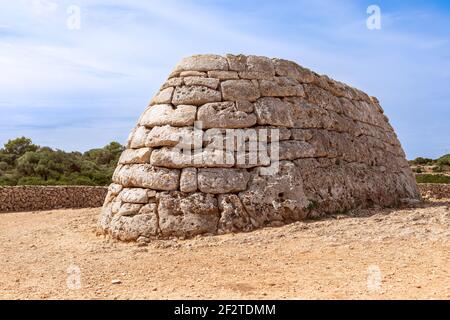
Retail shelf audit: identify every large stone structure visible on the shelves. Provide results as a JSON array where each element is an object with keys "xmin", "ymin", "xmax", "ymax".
[{"xmin": 98, "ymin": 54, "xmax": 421, "ymax": 242}]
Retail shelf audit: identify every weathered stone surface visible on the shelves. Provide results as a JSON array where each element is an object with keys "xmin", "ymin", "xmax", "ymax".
[
  {"xmin": 174, "ymin": 54, "xmax": 228, "ymax": 73},
  {"xmin": 113, "ymin": 164, "xmax": 180, "ymax": 191},
  {"xmin": 254, "ymin": 97, "xmax": 294, "ymax": 127},
  {"xmin": 161, "ymin": 77, "xmax": 183, "ymax": 89},
  {"xmin": 118, "ymin": 203, "xmax": 143, "ymax": 217},
  {"xmin": 150, "ymin": 147, "xmax": 235, "ymax": 168},
  {"xmin": 226, "ymin": 54, "xmax": 247, "ymax": 72},
  {"xmin": 248, "ymin": 55, "xmax": 275, "ymax": 73},
  {"xmin": 198, "ymin": 168, "xmax": 250, "ymax": 194},
  {"xmin": 118, "ymin": 148, "xmax": 152, "ymax": 165},
  {"xmin": 129, "ymin": 126, "xmax": 151, "ymax": 149},
  {"xmin": 140, "ymin": 104, "xmax": 196, "ymax": 127},
  {"xmin": 119, "ymin": 188, "xmax": 149, "ymax": 204},
  {"xmin": 139, "ymin": 203, "xmax": 157, "ymax": 215},
  {"xmin": 221, "ymin": 80, "xmax": 260, "ymax": 102},
  {"xmin": 239, "ymin": 161, "xmax": 310, "ymax": 227},
  {"xmin": 172, "ymin": 86, "xmax": 222, "ymax": 106},
  {"xmin": 180, "ymin": 71, "xmax": 206, "ymax": 77},
  {"xmin": 303, "ymin": 84, "xmax": 343, "ymax": 114},
  {"xmin": 277, "ymin": 140, "xmax": 316, "ymax": 160},
  {"xmin": 235, "ymin": 100, "xmax": 254, "ymax": 112},
  {"xmin": 100, "ymin": 54, "xmax": 420, "ymax": 242},
  {"xmin": 109, "ymin": 213, "xmax": 158, "ymax": 241},
  {"xmin": 207, "ymin": 70, "xmax": 239, "ymax": 80},
  {"xmin": 183, "ymin": 77, "xmax": 220, "ymax": 89},
  {"xmin": 218, "ymin": 194, "xmax": 252, "ymax": 233},
  {"xmin": 260, "ymin": 78, "xmax": 305, "ymax": 97},
  {"xmin": 108, "ymin": 183, "xmax": 123, "ymax": 196},
  {"xmin": 150, "ymin": 87, "xmax": 174, "ymax": 105},
  {"xmin": 197, "ymin": 102, "xmax": 257, "ymax": 129},
  {"xmin": 146, "ymin": 125, "xmax": 198, "ymax": 149},
  {"xmin": 157, "ymin": 192, "xmax": 219, "ymax": 237},
  {"xmin": 180, "ymin": 168, "xmax": 198, "ymax": 193},
  {"xmin": 235, "ymin": 151, "xmax": 271, "ymax": 169},
  {"xmin": 272, "ymin": 59, "xmax": 315, "ymax": 83}
]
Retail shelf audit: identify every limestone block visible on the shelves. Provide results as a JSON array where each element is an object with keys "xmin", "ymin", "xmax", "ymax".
[
  {"xmin": 180, "ymin": 71, "xmax": 207, "ymax": 77},
  {"xmin": 129, "ymin": 126, "xmax": 151, "ymax": 149},
  {"xmin": 172, "ymin": 86, "xmax": 222, "ymax": 106},
  {"xmin": 150, "ymin": 147, "xmax": 235, "ymax": 168},
  {"xmin": 146, "ymin": 125, "xmax": 198, "ymax": 149},
  {"xmin": 278, "ymin": 140, "xmax": 317, "ymax": 160},
  {"xmin": 198, "ymin": 168, "xmax": 250, "ymax": 194},
  {"xmin": 197, "ymin": 102, "xmax": 257, "ymax": 129},
  {"xmin": 157, "ymin": 192, "xmax": 219, "ymax": 237},
  {"xmin": 118, "ymin": 148, "xmax": 152, "ymax": 165},
  {"xmin": 119, "ymin": 188, "xmax": 149, "ymax": 204},
  {"xmin": 109, "ymin": 214, "xmax": 158, "ymax": 241},
  {"xmin": 221, "ymin": 80, "xmax": 260, "ymax": 102},
  {"xmin": 239, "ymin": 161, "xmax": 310, "ymax": 227},
  {"xmin": 260, "ymin": 78, "xmax": 305, "ymax": 97},
  {"xmin": 174, "ymin": 54, "xmax": 229, "ymax": 72},
  {"xmin": 272, "ymin": 58, "xmax": 315, "ymax": 83},
  {"xmin": 235, "ymin": 100, "xmax": 254, "ymax": 112},
  {"xmin": 140, "ymin": 104, "xmax": 196, "ymax": 127},
  {"xmin": 161, "ymin": 77, "xmax": 183, "ymax": 89},
  {"xmin": 118, "ymin": 203, "xmax": 143, "ymax": 217},
  {"xmin": 183, "ymin": 76, "xmax": 220, "ymax": 89},
  {"xmin": 254, "ymin": 97, "xmax": 294, "ymax": 127},
  {"xmin": 303, "ymin": 84, "xmax": 343, "ymax": 114},
  {"xmin": 180, "ymin": 168, "xmax": 198, "ymax": 193},
  {"xmin": 226, "ymin": 54, "xmax": 247, "ymax": 72},
  {"xmin": 113, "ymin": 164, "xmax": 180, "ymax": 191},
  {"xmin": 108, "ymin": 183, "xmax": 123, "ymax": 196},
  {"xmin": 218, "ymin": 194, "xmax": 252, "ymax": 233},
  {"xmin": 139, "ymin": 203, "xmax": 157, "ymax": 215},
  {"xmin": 248, "ymin": 55, "xmax": 275, "ymax": 73},
  {"xmin": 150, "ymin": 87, "xmax": 174, "ymax": 105},
  {"xmin": 207, "ymin": 70, "xmax": 239, "ymax": 80}
]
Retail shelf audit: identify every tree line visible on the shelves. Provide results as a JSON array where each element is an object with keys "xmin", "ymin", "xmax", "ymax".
[{"xmin": 0, "ymin": 137, "xmax": 124, "ymax": 186}]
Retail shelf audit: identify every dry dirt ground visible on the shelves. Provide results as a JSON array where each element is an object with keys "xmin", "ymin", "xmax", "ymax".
[{"xmin": 0, "ymin": 200, "xmax": 449, "ymax": 300}]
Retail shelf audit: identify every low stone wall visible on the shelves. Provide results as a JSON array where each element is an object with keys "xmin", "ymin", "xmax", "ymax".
[
  {"xmin": 418, "ymin": 184, "xmax": 450, "ymax": 200},
  {"xmin": 0, "ymin": 184, "xmax": 446, "ymax": 214},
  {"xmin": 0, "ymin": 186, "xmax": 108, "ymax": 213}
]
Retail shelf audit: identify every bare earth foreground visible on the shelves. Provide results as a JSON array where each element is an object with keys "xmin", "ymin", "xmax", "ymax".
[{"xmin": 0, "ymin": 201, "xmax": 449, "ymax": 300}]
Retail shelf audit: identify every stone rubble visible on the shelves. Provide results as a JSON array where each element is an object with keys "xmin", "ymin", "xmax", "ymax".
[{"xmin": 98, "ymin": 54, "xmax": 421, "ymax": 241}]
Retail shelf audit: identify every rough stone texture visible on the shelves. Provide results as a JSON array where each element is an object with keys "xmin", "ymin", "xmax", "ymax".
[
  {"xmin": 221, "ymin": 80, "xmax": 260, "ymax": 102},
  {"xmin": 197, "ymin": 102, "xmax": 257, "ymax": 129},
  {"xmin": 118, "ymin": 148, "xmax": 152, "ymax": 164},
  {"xmin": 140, "ymin": 104, "xmax": 196, "ymax": 127},
  {"xmin": 419, "ymin": 183, "xmax": 450, "ymax": 200},
  {"xmin": 99, "ymin": 54, "xmax": 421, "ymax": 241},
  {"xmin": 172, "ymin": 86, "xmax": 222, "ymax": 106},
  {"xmin": 0, "ymin": 186, "xmax": 108, "ymax": 213}
]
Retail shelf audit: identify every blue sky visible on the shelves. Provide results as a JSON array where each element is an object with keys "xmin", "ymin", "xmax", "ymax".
[{"xmin": 0, "ymin": 0, "xmax": 449, "ymax": 159}]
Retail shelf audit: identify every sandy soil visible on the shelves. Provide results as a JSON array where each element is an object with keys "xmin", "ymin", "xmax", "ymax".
[{"xmin": 0, "ymin": 200, "xmax": 449, "ymax": 300}]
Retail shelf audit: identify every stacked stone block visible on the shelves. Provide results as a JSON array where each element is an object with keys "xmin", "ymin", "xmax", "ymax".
[{"xmin": 98, "ymin": 54, "xmax": 421, "ymax": 241}]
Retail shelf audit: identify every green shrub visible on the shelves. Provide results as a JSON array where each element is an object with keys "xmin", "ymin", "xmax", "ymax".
[
  {"xmin": 411, "ymin": 157, "xmax": 434, "ymax": 165},
  {"xmin": 416, "ymin": 174, "xmax": 450, "ymax": 184}
]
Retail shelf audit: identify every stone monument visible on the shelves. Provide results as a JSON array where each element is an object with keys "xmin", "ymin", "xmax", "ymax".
[{"xmin": 98, "ymin": 54, "xmax": 420, "ymax": 242}]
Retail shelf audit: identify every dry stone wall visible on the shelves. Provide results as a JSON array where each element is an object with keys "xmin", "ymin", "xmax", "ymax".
[
  {"xmin": 98, "ymin": 54, "xmax": 421, "ymax": 242},
  {"xmin": 419, "ymin": 183, "xmax": 450, "ymax": 200},
  {"xmin": 0, "ymin": 186, "xmax": 108, "ymax": 213}
]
